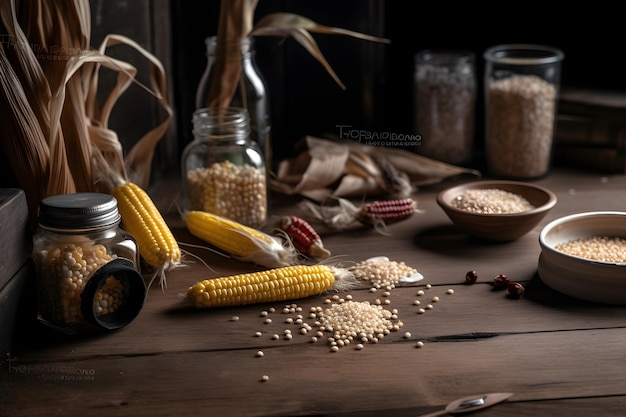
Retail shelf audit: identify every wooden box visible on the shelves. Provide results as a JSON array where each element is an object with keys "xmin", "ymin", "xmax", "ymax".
[
  {"xmin": 0, "ymin": 189, "xmax": 35, "ymax": 368},
  {"xmin": 554, "ymin": 88, "xmax": 626, "ymax": 173}
]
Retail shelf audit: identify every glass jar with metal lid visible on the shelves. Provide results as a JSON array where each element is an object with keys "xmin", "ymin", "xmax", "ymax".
[
  {"xmin": 32, "ymin": 192, "xmax": 146, "ymax": 335},
  {"xmin": 182, "ymin": 107, "xmax": 267, "ymax": 228}
]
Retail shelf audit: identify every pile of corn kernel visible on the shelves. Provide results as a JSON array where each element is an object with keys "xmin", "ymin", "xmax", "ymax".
[
  {"xmin": 318, "ymin": 300, "xmax": 403, "ymax": 351},
  {"xmin": 186, "ymin": 160, "xmax": 267, "ymax": 227},
  {"xmin": 34, "ymin": 242, "xmax": 128, "ymax": 327},
  {"xmin": 350, "ymin": 258, "xmax": 418, "ymax": 289}
]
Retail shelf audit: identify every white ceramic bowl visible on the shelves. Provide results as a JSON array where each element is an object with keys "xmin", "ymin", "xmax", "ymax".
[{"xmin": 538, "ymin": 211, "xmax": 626, "ymax": 304}]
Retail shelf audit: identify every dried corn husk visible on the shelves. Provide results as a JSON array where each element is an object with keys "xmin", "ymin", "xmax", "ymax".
[
  {"xmin": 0, "ymin": 0, "xmax": 171, "ymax": 230},
  {"xmin": 270, "ymin": 136, "xmax": 482, "ymax": 202}
]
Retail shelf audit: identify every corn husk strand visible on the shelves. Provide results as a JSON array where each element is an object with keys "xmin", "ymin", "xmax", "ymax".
[{"xmin": 298, "ymin": 197, "xmax": 420, "ymax": 234}]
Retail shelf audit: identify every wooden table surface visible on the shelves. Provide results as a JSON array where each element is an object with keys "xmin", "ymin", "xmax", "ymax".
[{"xmin": 3, "ymin": 168, "xmax": 626, "ymax": 417}]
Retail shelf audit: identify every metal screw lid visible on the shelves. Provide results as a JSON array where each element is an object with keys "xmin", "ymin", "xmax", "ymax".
[{"xmin": 38, "ymin": 192, "xmax": 121, "ymax": 230}]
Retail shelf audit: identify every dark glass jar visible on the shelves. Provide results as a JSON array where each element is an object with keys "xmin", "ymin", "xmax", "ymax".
[
  {"xmin": 182, "ymin": 107, "xmax": 267, "ymax": 228},
  {"xmin": 196, "ymin": 36, "xmax": 272, "ymax": 170},
  {"xmin": 32, "ymin": 193, "xmax": 146, "ymax": 335}
]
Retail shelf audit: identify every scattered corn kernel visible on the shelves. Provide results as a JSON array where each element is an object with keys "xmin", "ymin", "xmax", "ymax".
[
  {"xmin": 256, "ymin": 351, "xmax": 264, "ymax": 357},
  {"xmin": 416, "ymin": 341, "xmax": 424, "ymax": 348}
]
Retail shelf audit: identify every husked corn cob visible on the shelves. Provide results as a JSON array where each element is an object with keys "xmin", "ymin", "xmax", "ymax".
[
  {"xmin": 356, "ymin": 198, "xmax": 418, "ymax": 226},
  {"xmin": 185, "ymin": 210, "xmax": 296, "ymax": 268},
  {"xmin": 113, "ymin": 182, "xmax": 181, "ymax": 287},
  {"xmin": 277, "ymin": 215, "xmax": 330, "ymax": 259},
  {"xmin": 186, "ymin": 265, "xmax": 355, "ymax": 308}
]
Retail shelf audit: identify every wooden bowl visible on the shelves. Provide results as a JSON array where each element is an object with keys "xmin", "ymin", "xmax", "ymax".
[
  {"xmin": 538, "ymin": 211, "xmax": 626, "ymax": 304},
  {"xmin": 436, "ymin": 180, "xmax": 557, "ymax": 242}
]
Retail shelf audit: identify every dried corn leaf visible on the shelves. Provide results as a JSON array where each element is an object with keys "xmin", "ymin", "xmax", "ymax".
[
  {"xmin": 89, "ymin": 33, "xmax": 173, "ymax": 189},
  {"xmin": 250, "ymin": 12, "xmax": 390, "ymax": 90},
  {"xmin": 0, "ymin": 1, "xmax": 52, "ymax": 134},
  {"xmin": 208, "ymin": 2, "xmax": 391, "ymax": 107},
  {"xmin": 16, "ymin": 0, "xmax": 91, "ymax": 93},
  {"xmin": 0, "ymin": 45, "xmax": 56, "ymax": 226},
  {"xmin": 204, "ymin": 0, "xmax": 258, "ymax": 108},
  {"xmin": 1, "ymin": 0, "xmax": 172, "ymax": 229}
]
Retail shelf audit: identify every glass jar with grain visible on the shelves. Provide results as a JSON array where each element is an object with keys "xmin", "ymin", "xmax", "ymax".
[
  {"xmin": 182, "ymin": 107, "xmax": 267, "ymax": 228},
  {"xmin": 414, "ymin": 50, "xmax": 476, "ymax": 165},
  {"xmin": 32, "ymin": 193, "xmax": 146, "ymax": 335},
  {"xmin": 484, "ymin": 44, "xmax": 564, "ymax": 179}
]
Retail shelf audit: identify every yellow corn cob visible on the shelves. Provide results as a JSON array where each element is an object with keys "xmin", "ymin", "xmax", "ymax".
[
  {"xmin": 113, "ymin": 182, "xmax": 181, "ymax": 288},
  {"xmin": 185, "ymin": 210, "xmax": 296, "ymax": 268},
  {"xmin": 186, "ymin": 265, "xmax": 356, "ymax": 308}
]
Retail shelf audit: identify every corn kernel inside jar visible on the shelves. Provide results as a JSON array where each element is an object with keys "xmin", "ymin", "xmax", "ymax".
[
  {"xmin": 186, "ymin": 160, "xmax": 267, "ymax": 228},
  {"xmin": 35, "ymin": 240, "xmax": 128, "ymax": 328}
]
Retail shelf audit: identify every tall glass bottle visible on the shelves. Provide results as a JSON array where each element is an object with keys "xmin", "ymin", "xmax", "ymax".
[{"xmin": 196, "ymin": 36, "xmax": 272, "ymax": 170}]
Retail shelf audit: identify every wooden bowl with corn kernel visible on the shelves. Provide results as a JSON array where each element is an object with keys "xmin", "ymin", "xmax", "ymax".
[
  {"xmin": 436, "ymin": 180, "xmax": 557, "ymax": 242},
  {"xmin": 538, "ymin": 211, "xmax": 626, "ymax": 304}
]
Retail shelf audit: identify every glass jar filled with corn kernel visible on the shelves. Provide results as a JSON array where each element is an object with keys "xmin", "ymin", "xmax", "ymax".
[
  {"xmin": 32, "ymin": 193, "xmax": 147, "ymax": 335},
  {"xmin": 182, "ymin": 107, "xmax": 267, "ymax": 228}
]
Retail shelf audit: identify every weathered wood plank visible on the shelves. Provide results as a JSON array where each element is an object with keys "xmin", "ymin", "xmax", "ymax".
[
  {"xmin": 4, "ymin": 329, "xmax": 626, "ymax": 417},
  {"xmin": 4, "ymin": 170, "xmax": 626, "ymax": 417}
]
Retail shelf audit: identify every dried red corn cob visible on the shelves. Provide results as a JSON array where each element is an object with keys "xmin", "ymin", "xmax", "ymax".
[
  {"xmin": 278, "ymin": 215, "xmax": 331, "ymax": 259},
  {"xmin": 356, "ymin": 198, "xmax": 418, "ymax": 226}
]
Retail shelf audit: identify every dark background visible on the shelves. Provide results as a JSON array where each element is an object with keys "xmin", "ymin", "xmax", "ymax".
[
  {"xmin": 4, "ymin": 0, "xmax": 613, "ymax": 189},
  {"xmin": 168, "ymin": 1, "xmax": 626, "ymax": 169}
]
